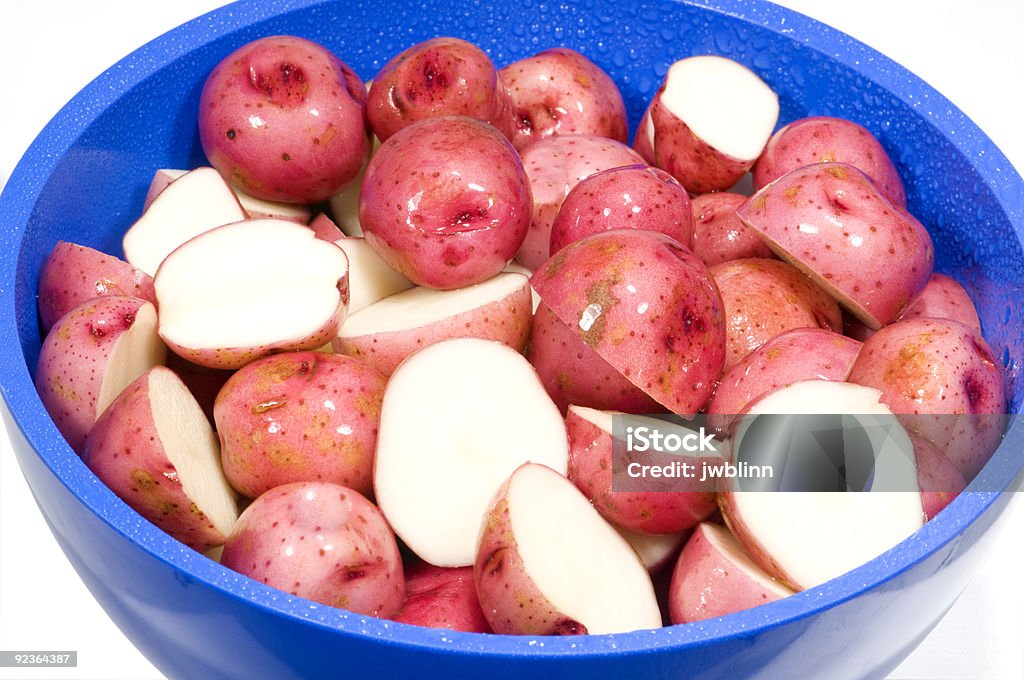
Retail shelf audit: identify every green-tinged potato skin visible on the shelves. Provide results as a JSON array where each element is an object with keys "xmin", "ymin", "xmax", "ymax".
[
  {"xmin": 565, "ymin": 407, "xmax": 716, "ymax": 534},
  {"xmin": 848, "ymin": 317, "xmax": 1006, "ymax": 482},
  {"xmin": 753, "ymin": 116, "xmax": 906, "ymax": 207},
  {"xmin": 334, "ymin": 281, "xmax": 532, "ymax": 376},
  {"xmin": 549, "ymin": 164, "xmax": 693, "ymax": 256},
  {"xmin": 37, "ymin": 241, "xmax": 156, "ymax": 333},
  {"xmin": 710, "ymin": 258, "xmax": 843, "ymax": 371},
  {"xmin": 215, "ymin": 352, "xmax": 385, "ymax": 499},
  {"xmin": 221, "ymin": 482, "xmax": 404, "ymax": 618},
  {"xmin": 392, "ymin": 563, "xmax": 491, "ymax": 633},
  {"xmin": 199, "ymin": 36, "xmax": 370, "ymax": 204},
  {"xmin": 499, "ymin": 47, "xmax": 627, "ymax": 151},
  {"xmin": 517, "ymin": 135, "xmax": 644, "ymax": 270},
  {"xmin": 527, "ymin": 302, "xmax": 664, "ymax": 414},
  {"xmin": 474, "ymin": 486, "xmax": 588, "ymax": 636},
  {"xmin": 35, "ymin": 296, "xmax": 164, "ymax": 453},
  {"xmin": 532, "ymin": 229, "xmax": 726, "ymax": 415},
  {"xmin": 737, "ymin": 162, "xmax": 933, "ymax": 329},
  {"xmin": 690, "ymin": 192, "xmax": 775, "ymax": 267},
  {"xmin": 367, "ymin": 37, "xmax": 515, "ymax": 142},
  {"xmin": 82, "ymin": 367, "xmax": 235, "ymax": 552},
  {"xmin": 359, "ymin": 116, "xmax": 531, "ymax": 290}
]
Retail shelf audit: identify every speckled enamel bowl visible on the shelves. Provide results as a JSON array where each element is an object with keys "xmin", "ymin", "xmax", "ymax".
[{"xmin": 1, "ymin": 1, "xmax": 1021, "ymax": 678}]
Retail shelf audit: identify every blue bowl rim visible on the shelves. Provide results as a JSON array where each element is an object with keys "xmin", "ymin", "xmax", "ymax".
[{"xmin": 0, "ymin": 0, "xmax": 1022, "ymax": 659}]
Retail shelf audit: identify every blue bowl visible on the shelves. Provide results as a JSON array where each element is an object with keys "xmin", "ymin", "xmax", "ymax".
[{"xmin": 1, "ymin": 1, "xmax": 1022, "ymax": 678}]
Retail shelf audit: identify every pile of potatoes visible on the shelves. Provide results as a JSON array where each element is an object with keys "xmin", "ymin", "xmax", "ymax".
[{"xmin": 33, "ymin": 33, "xmax": 1007, "ymax": 635}]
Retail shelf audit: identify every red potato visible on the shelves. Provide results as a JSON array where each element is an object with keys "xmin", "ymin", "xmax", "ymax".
[
  {"xmin": 532, "ymin": 229, "xmax": 727, "ymax": 414},
  {"xmin": 847, "ymin": 317, "xmax": 1006, "ymax": 481},
  {"xmin": 35, "ymin": 296, "xmax": 166, "ymax": 453},
  {"xmin": 632, "ymin": 105, "xmax": 656, "ymax": 166},
  {"xmin": 142, "ymin": 168, "xmax": 186, "ymax": 210},
  {"xmin": 517, "ymin": 134, "xmax": 644, "ymax": 270},
  {"xmin": 548, "ymin": 164, "xmax": 693, "ymax": 256},
  {"xmin": 503, "ymin": 261, "xmax": 541, "ymax": 313},
  {"xmin": 328, "ymin": 133, "xmax": 382, "ymax": 238},
  {"xmin": 334, "ymin": 272, "xmax": 532, "ymax": 376},
  {"xmin": 214, "ymin": 351, "xmax": 385, "ymax": 499},
  {"xmin": 498, "ymin": 47, "xmax": 628, "ymax": 151},
  {"xmin": 154, "ymin": 219, "xmax": 349, "ymax": 370},
  {"xmin": 527, "ymin": 301, "xmax": 664, "ymax": 414},
  {"xmin": 220, "ymin": 482, "xmax": 405, "ymax": 618},
  {"xmin": 914, "ymin": 435, "xmax": 967, "ymax": 520},
  {"xmin": 333, "ymin": 236, "xmax": 413, "ymax": 314},
  {"xmin": 163, "ymin": 352, "xmax": 233, "ymax": 426},
  {"xmin": 82, "ymin": 366, "xmax": 239, "ymax": 552},
  {"xmin": 123, "ymin": 166, "xmax": 248, "ymax": 277},
  {"xmin": 308, "ymin": 213, "xmax": 345, "ymax": 242},
  {"xmin": 705, "ymin": 327, "xmax": 862, "ymax": 426},
  {"xmin": 737, "ymin": 162, "xmax": 934, "ymax": 329},
  {"xmin": 645, "ymin": 56, "xmax": 779, "ymax": 193},
  {"xmin": 719, "ymin": 380, "xmax": 925, "ymax": 591},
  {"xmin": 753, "ymin": 116, "xmax": 906, "ymax": 207},
  {"xmin": 709, "ymin": 258, "xmax": 843, "ymax": 371},
  {"xmin": 199, "ymin": 35, "xmax": 370, "ymax": 204},
  {"xmin": 614, "ymin": 526, "xmax": 688, "ymax": 574},
  {"xmin": 668, "ymin": 522, "xmax": 794, "ymax": 624},
  {"xmin": 689, "ymin": 192, "xmax": 775, "ymax": 267},
  {"xmin": 475, "ymin": 462, "xmax": 662, "ymax": 635},
  {"xmin": 37, "ymin": 241, "xmax": 156, "ymax": 333},
  {"xmin": 374, "ymin": 338, "xmax": 568, "ymax": 567},
  {"xmin": 358, "ymin": 116, "xmax": 532, "ymax": 290},
  {"xmin": 843, "ymin": 313, "xmax": 877, "ymax": 342},
  {"xmin": 897, "ymin": 272, "xmax": 982, "ymax": 331},
  {"xmin": 391, "ymin": 563, "xmax": 491, "ymax": 633},
  {"xmin": 366, "ymin": 37, "xmax": 514, "ymax": 142},
  {"xmin": 565, "ymin": 405, "xmax": 718, "ymax": 534}
]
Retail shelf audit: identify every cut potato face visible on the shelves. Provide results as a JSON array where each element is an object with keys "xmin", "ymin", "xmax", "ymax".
[
  {"xmin": 124, "ymin": 166, "xmax": 247, "ymax": 277},
  {"xmin": 334, "ymin": 237, "xmax": 413, "ymax": 313},
  {"xmin": 660, "ymin": 56, "xmax": 779, "ymax": 162},
  {"xmin": 155, "ymin": 219, "xmax": 349, "ymax": 369},
  {"xmin": 721, "ymin": 380, "xmax": 925, "ymax": 590},
  {"xmin": 373, "ymin": 338, "xmax": 568, "ymax": 567}
]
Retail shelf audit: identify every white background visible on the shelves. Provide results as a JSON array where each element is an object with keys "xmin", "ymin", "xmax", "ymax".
[{"xmin": 1, "ymin": 1, "xmax": 1022, "ymax": 679}]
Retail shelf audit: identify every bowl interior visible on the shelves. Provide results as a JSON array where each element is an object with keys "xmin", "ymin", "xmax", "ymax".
[{"xmin": 2, "ymin": 0, "xmax": 1023, "ymax": 655}]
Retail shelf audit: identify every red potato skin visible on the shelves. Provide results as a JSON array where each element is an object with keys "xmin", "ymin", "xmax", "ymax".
[
  {"xmin": 914, "ymin": 434, "xmax": 967, "ymax": 521},
  {"xmin": 632, "ymin": 105, "xmax": 656, "ymax": 165},
  {"xmin": 221, "ymin": 482, "xmax": 405, "ymax": 618},
  {"xmin": 391, "ymin": 563, "xmax": 491, "ymax": 633},
  {"xmin": 847, "ymin": 318, "xmax": 1006, "ymax": 482},
  {"xmin": 367, "ymin": 37, "xmax": 515, "ymax": 142},
  {"xmin": 533, "ymin": 229, "xmax": 727, "ymax": 414},
  {"xmin": 716, "ymin": 492, "xmax": 800, "ymax": 591},
  {"xmin": 308, "ymin": 213, "xmax": 345, "ymax": 242},
  {"xmin": 517, "ymin": 134, "xmax": 644, "ymax": 270},
  {"xmin": 527, "ymin": 302, "xmax": 665, "ymax": 415},
  {"xmin": 737, "ymin": 162, "xmax": 934, "ymax": 329},
  {"xmin": 705, "ymin": 328, "xmax": 862, "ymax": 428},
  {"xmin": 215, "ymin": 352, "xmax": 385, "ymax": 499},
  {"xmin": 199, "ymin": 36, "xmax": 370, "ymax": 204},
  {"xmin": 548, "ymin": 164, "xmax": 693, "ymax": 255},
  {"xmin": 897, "ymin": 272, "xmax": 982, "ymax": 331},
  {"xmin": 474, "ymin": 486, "xmax": 588, "ymax": 636},
  {"xmin": 35, "ymin": 296, "xmax": 164, "ymax": 454},
  {"xmin": 334, "ymin": 281, "xmax": 533, "ymax": 377},
  {"xmin": 37, "ymin": 241, "xmax": 156, "ymax": 332},
  {"xmin": 668, "ymin": 522, "xmax": 793, "ymax": 624},
  {"xmin": 358, "ymin": 116, "xmax": 532, "ymax": 290},
  {"xmin": 499, "ymin": 47, "xmax": 628, "ymax": 151},
  {"xmin": 709, "ymin": 258, "xmax": 843, "ymax": 371},
  {"xmin": 690, "ymin": 192, "xmax": 775, "ymax": 267},
  {"xmin": 82, "ymin": 367, "xmax": 232, "ymax": 552},
  {"xmin": 648, "ymin": 91, "xmax": 754, "ymax": 194},
  {"xmin": 565, "ymin": 408, "xmax": 717, "ymax": 534},
  {"xmin": 753, "ymin": 116, "xmax": 906, "ymax": 207}
]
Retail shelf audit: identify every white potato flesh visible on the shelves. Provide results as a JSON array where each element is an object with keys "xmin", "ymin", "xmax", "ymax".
[
  {"xmin": 699, "ymin": 522, "xmax": 793, "ymax": 599},
  {"xmin": 571, "ymin": 405, "xmax": 728, "ymax": 463},
  {"xmin": 661, "ymin": 56, "xmax": 779, "ymax": 162},
  {"xmin": 123, "ymin": 166, "xmax": 247, "ymax": 276},
  {"xmin": 508, "ymin": 463, "xmax": 662, "ymax": 634},
  {"xmin": 234, "ymin": 187, "xmax": 312, "ymax": 223},
  {"xmin": 340, "ymin": 272, "xmax": 527, "ymax": 336},
  {"xmin": 155, "ymin": 219, "xmax": 348, "ymax": 350},
  {"xmin": 502, "ymin": 262, "xmax": 541, "ymax": 313},
  {"xmin": 615, "ymin": 525, "xmax": 687, "ymax": 572},
  {"xmin": 97, "ymin": 302, "xmax": 166, "ymax": 415},
  {"xmin": 374, "ymin": 338, "xmax": 568, "ymax": 567},
  {"xmin": 726, "ymin": 380, "xmax": 924, "ymax": 590},
  {"xmin": 150, "ymin": 367, "xmax": 239, "ymax": 537},
  {"xmin": 334, "ymin": 237, "xmax": 414, "ymax": 314}
]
